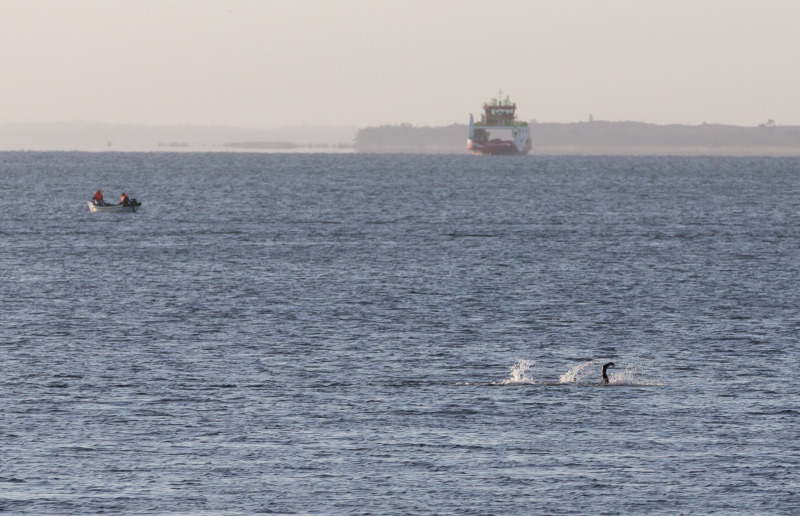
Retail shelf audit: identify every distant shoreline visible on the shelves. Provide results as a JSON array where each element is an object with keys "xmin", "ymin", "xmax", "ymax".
[
  {"xmin": 2, "ymin": 120, "xmax": 800, "ymax": 156},
  {"xmin": 0, "ymin": 121, "xmax": 357, "ymax": 153},
  {"xmin": 354, "ymin": 121, "xmax": 800, "ymax": 156}
]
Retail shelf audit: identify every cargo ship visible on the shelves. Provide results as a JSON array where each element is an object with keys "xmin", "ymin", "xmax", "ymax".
[{"xmin": 468, "ymin": 93, "xmax": 532, "ymax": 155}]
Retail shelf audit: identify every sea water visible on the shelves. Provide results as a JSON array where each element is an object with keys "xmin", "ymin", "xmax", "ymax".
[{"xmin": 1, "ymin": 152, "xmax": 799, "ymax": 514}]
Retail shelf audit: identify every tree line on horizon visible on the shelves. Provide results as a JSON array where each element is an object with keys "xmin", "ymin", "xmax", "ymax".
[{"xmin": 354, "ymin": 120, "xmax": 800, "ymax": 155}]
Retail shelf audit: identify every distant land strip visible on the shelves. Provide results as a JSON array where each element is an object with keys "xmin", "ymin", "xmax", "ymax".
[
  {"xmin": 3, "ymin": 120, "xmax": 800, "ymax": 155},
  {"xmin": 354, "ymin": 121, "xmax": 800, "ymax": 156},
  {"xmin": 0, "ymin": 121, "xmax": 357, "ymax": 152},
  {"xmin": 221, "ymin": 141, "xmax": 351, "ymax": 150}
]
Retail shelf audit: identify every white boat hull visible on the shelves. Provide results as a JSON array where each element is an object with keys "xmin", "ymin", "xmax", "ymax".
[{"xmin": 87, "ymin": 201, "xmax": 138, "ymax": 213}]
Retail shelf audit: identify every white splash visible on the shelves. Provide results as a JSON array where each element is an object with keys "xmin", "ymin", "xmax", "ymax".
[
  {"xmin": 609, "ymin": 360, "xmax": 663, "ymax": 386},
  {"xmin": 558, "ymin": 360, "xmax": 600, "ymax": 384},
  {"xmin": 496, "ymin": 359, "xmax": 536, "ymax": 385},
  {"xmin": 558, "ymin": 359, "xmax": 663, "ymax": 386}
]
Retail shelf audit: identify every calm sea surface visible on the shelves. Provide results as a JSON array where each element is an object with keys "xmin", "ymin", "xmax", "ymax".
[{"xmin": 1, "ymin": 152, "xmax": 799, "ymax": 515}]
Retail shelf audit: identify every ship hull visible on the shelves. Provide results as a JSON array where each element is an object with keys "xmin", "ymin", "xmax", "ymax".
[{"xmin": 468, "ymin": 136, "xmax": 532, "ymax": 155}]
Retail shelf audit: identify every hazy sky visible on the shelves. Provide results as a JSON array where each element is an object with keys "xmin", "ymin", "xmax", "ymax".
[{"xmin": 2, "ymin": 0, "xmax": 799, "ymax": 128}]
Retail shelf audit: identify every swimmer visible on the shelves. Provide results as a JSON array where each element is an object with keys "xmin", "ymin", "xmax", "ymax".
[{"xmin": 602, "ymin": 362, "xmax": 615, "ymax": 384}]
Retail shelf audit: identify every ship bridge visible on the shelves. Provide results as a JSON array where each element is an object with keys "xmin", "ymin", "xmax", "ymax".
[{"xmin": 476, "ymin": 93, "xmax": 527, "ymax": 127}]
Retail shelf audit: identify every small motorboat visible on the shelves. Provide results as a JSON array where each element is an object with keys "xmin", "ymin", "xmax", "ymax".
[{"xmin": 87, "ymin": 200, "xmax": 141, "ymax": 213}]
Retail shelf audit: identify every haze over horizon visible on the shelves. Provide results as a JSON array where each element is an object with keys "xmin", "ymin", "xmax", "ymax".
[{"xmin": 2, "ymin": 0, "xmax": 799, "ymax": 129}]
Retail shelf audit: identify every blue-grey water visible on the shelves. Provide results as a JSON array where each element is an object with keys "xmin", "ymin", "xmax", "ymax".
[{"xmin": 1, "ymin": 152, "xmax": 799, "ymax": 515}]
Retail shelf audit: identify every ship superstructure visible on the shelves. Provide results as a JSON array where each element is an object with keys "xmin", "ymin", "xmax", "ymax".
[{"xmin": 468, "ymin": 93, "xmax": 532, "ymax": 155}]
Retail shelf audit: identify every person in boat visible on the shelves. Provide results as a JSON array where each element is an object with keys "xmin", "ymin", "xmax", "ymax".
[
  {"xmin": 120, "ymin": 193, "xmax": 140, "ymax": 207},
  {"xmin": 93, "ymin": 190, "xmax": 106, "ymax": 205},
  {"xmin": 602, "ymin": 362, "xmax": 615, "ymax": 384}
]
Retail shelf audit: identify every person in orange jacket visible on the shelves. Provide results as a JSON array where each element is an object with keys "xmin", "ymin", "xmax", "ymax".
[
  {"xmin": 93, "ymin": 190, "xmax": 105, "ymax": 205},
  {"xmin": 120, "ymin": 192, "xmax": 140, "ymax": 207}
]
